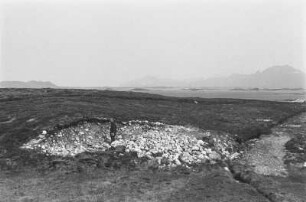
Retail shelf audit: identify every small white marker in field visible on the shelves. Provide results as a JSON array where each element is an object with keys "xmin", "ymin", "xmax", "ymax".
[
  {"xmin": 27, "ymin": 118, "xmax": 36, "ymax": 123},
  {"xmin": 224, "ymin": 167, "xmax": 230, "ymax": 172},
  {"xmin": 42, "ymin": 130, "xmax": 47, "ymax": 135}
]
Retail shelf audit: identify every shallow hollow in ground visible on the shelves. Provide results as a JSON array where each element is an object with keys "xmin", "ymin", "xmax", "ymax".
[{"xmin": 21, "ymin": 119, "xmax": 240, "ymax": 168}]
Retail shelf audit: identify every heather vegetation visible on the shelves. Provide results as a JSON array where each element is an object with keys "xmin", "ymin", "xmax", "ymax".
[{"xmin": 0, "ymin": 88, "xmax": 305, "ymax": 201}]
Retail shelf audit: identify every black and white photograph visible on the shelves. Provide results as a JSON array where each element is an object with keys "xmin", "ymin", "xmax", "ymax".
[{"xmin": 0, "ymin": 0, "xmax": 305, "ymax": 201}]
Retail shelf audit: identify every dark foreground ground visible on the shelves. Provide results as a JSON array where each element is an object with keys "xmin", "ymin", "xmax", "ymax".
[{"xmin": 0, "ymin": 88, "xmax": 305, "ymax": 201}]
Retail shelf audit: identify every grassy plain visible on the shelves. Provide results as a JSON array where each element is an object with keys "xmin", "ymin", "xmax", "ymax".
[{"xmin": 0, "ymin": 88, "xmax": 305, "ymax": 201}]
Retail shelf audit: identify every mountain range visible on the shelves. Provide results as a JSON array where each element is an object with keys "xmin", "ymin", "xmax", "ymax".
[
  {"xmin": 1, "ymin": 65, "xmax": 305, "ymax": 89},
  {"xmin": 0, "ymin": 81, "xmax": 58, "ymax": 88},
  {"xmin": 123, "ymin": 65, "xmax": 306, "ymax": 89}
]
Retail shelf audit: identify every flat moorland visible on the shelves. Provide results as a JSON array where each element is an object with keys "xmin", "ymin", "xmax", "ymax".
[
  {"xmin": 0, "ymin": 88, "xmax": 305, "ymax": 166},
  {"xmin": 0, "ymin": 88, "xmax": 306, "ymax": 202}
]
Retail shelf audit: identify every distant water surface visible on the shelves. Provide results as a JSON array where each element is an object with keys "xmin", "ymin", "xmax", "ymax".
[{"xmin": 113, "ymin": 88, "xmax": 306, "ymax": 102}]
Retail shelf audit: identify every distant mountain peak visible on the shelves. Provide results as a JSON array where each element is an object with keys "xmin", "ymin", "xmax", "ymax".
[
  {"xmin": 121, "ymin": 65, "xmax": 305, "ymax": 89},
  {"xmin": 262, "ymin": 65, "xmax": 301, "ymax": 74}
]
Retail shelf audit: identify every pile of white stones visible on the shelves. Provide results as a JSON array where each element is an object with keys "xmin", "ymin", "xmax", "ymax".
[
  {"xmin": 21, "ymin": 120, "xmax": 240, "ymax": 167},
  {"xmin": 21, "ymin": 121, "xmax": 112, "ymax": 156}
]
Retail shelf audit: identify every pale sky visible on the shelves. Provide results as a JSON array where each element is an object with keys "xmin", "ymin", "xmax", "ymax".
[{"xmin": 0, "ymin": 0, "xmax": 305, "ymax": 87}]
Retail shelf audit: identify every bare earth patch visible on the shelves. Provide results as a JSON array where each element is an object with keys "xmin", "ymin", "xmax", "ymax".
[
  {"xmin": 237, "ymin": 112, "xmax": 306, "ymax": 202},
  {"xmin": 243, "ymin": 134, "xmax": 290, "ymax": 176}
]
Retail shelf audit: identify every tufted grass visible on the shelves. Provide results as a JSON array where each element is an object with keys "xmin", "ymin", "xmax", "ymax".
[{"xmin": 0, "ymin": 88, "xmax": 305, "ymax": 168}]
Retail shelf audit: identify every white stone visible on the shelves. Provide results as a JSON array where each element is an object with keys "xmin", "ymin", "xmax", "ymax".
[
  {"xmin": 208, "ymin": 151, "xmax": 221, "ymax": 160},
  {"xmin": 192, "ymin": 146, "xmax": 200, "ymax": 151},
  {"xmin": 230, "ymin": 152, "xmax": 239, "ymax": 160},
  {"xmin": 179, "ymin": 152, "xmax": 193, "ymax": 164},
  {"xmin": 156, "ymin": 157, "xmax": 162, "ymax": 164}
]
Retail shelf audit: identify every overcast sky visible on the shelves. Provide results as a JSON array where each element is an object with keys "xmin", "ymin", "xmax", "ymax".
[{"xmin": 0, "ymin": 0, "xmax": 305, "ymax": 87}]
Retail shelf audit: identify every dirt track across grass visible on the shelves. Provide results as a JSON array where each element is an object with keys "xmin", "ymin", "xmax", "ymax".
[{"xmin": 232, "ymin": 112, "xmax": 306, "ymax": 202}]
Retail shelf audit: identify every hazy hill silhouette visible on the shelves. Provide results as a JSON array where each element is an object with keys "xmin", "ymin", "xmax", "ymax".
[
  {"xmin": 124, "ymin": 65, "xmax": 306, "ymax": 89},
  {"xmin": 0, "ymin": 81, "xmax": 58, "ymax": 88}
]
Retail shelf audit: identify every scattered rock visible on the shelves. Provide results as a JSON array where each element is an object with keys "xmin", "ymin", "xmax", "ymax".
[
  {"xmin": 179, "ymin": 152, "xmax": 193, "ymax": 164},
  {"xmin": 209, "ymin": 151, "xmax": 221, "ymax": 160}
]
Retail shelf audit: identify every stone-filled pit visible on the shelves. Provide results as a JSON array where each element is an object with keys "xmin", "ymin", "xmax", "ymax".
[{"xmin": 21, "ymin": 119, "xmax": 240, "ymax": 168}]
